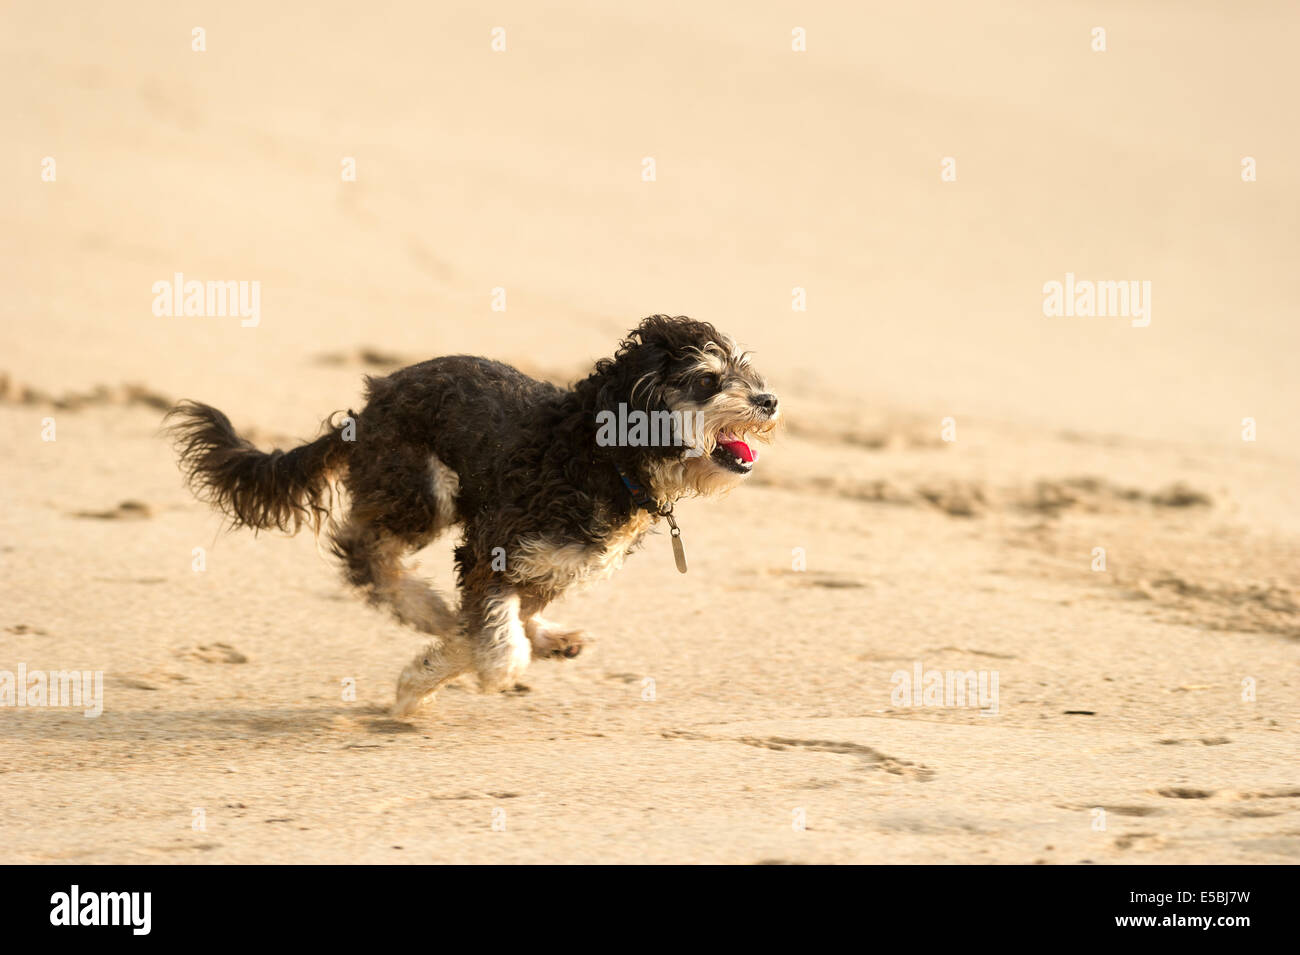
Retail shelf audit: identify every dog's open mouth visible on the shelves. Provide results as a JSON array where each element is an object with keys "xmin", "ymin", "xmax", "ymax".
[{"xmin": 712, "ymin": 431, "xmax": 757, "ymax": 474}]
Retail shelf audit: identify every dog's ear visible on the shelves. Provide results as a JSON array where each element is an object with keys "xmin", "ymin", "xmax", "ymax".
[
  {"xmin": 632, "ymin": 314, "xmax": 721, "ymax": 358},
  {"xmin": 583, "ymin": 314, "xmax": 721, "ymax": 419},
  {"xmin": 595, "ymin": 333, "xmax": 672, "ymax": 417}
]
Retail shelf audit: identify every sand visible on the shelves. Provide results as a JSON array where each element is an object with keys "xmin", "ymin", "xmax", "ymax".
[{"xmin": 1, "ymin": 0, "xmax": 1297, "ymax": 863}]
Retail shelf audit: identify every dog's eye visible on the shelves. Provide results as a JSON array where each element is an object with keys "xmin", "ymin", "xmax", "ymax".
[{"xmin": 696, "ymin": 374, "xmax": 719, "ymax": 393}]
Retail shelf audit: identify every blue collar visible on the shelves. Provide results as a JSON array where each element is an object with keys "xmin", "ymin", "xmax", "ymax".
[{"xmin": 615, "ymin": 464, "xmax": 658, "ymax": 514}]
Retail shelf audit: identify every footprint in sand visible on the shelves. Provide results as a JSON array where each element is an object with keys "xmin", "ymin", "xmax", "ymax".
[
  {"xmin": 1154, "ymin": 787, "xmax": 1215, "ymax": 799},
  {"xmin": 0, "ymin": 376, "xmax": 171, "ymax": 412},
  {"xmin": 177, "ymin": 642, "xmax": 249, "ymax": 664},
  {"xmin": 801, "ymin": 573, "xmax": 868, "ymax": 589},
  {"xmin": 1062, "ymin": 804, "xmax": 1162, "ymax": 817},
  {"xmin": 109, "ymin": 671, "xmax": 191, "ymax": 691},
  {"xmin": 1114, "ymin": 832, "xmax": 1169, "ymax": 851},
  {"xmin": 6, "ymin": 624, "xmax": 49, "ymax": 636},
  {"xmin": 71, "ymin": 500, "xmax": 152, "ymax": 520},
  {"xmin": 314, "ymin": 347, "xmax": 407, "ymax": 370}
]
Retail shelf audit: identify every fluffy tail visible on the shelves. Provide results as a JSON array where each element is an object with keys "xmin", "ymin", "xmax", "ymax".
[{"xmin": 165, "ymin": 400, "xmax": 349, "ymax": 533}]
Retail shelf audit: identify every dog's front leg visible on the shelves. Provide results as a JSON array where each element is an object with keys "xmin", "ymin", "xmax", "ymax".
[{"xmin": 465, "ymin": 588, "xmax": 533, "ymax": 692}]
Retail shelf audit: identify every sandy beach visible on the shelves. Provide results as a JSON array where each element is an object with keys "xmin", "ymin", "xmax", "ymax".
[{"xmin": 1, "ymin": 0, "xmax": 1297, "ymax": 864}]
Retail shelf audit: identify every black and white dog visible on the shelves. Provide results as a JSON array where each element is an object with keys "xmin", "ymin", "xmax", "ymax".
[{"xmin": 167, "ymin": 315, "xmax": 779, "ymax": 714}]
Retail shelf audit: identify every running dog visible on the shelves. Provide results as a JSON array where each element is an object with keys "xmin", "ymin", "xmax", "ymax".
[{"xmin": 166, "ymin": 315, "xmax": 779, "ymax": 714}]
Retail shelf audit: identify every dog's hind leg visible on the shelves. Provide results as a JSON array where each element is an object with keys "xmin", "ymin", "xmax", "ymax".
[
  {"xmin": 331, "ymin": 515, "xmax": 474, "ymax": 716},
  {"xmin": 338, "ymin": 522, "xmax": 475, "ymax": 717},
  {"xmin": 336, "ymin": 443, "xmax": 477, "ymax": 714},
  {"xmin": 393, "ymin": 634, "xmax": 474, "ymax": 716},
  {"xmin": 331, "ymin": 517, "xmax": 458, "ymax": 635},
  {"xmin": 392, "ymin": 580, "xmax": 532, "ymax": 714},
  {"xmin": 332, "ymin": 448, "xmax": 464, "ymax": 635}
]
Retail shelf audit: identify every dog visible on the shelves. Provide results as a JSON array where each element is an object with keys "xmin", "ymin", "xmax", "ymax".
[{"xmin": 166, "ymin": 315, "xmax": 779, "ymax": 715}]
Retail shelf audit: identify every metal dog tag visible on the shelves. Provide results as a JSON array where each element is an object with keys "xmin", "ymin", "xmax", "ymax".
[{"xmin": 662, "ymin": 511, "xmax": 688, "ymax": 574}]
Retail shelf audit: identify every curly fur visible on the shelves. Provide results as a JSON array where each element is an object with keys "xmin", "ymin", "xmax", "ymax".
[{"xmin": 166, "ymin": 315, "xmax": 779, "ymax": 715}]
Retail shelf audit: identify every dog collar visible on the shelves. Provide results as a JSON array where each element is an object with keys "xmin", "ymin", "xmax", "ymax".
[
  {"xmin": 615, "ymin": 464, "xmax": 657, "ymax": 513},
  {"xmin": 614, "ymin": 464, "xmax": 687, "ymax": 574}
]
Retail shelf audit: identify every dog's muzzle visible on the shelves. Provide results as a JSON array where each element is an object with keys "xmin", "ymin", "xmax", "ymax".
[{"xmin": 712, "ymin": 432, "xmax": 758, "ymax": 474}]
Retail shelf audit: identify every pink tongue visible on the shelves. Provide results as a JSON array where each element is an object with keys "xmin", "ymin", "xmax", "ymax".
[{"xmin": 717, "ymin": 436, "xmax": 755, "ymax": 463}]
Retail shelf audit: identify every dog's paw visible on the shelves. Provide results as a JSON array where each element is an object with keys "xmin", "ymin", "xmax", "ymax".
[
  {"xmin": 474, "ymin": 629, "xmax": 534, "ymax": 692},
  {"xmin": 391, "ymin": 683, "xmax": 435, "ymax": 717},
  {"xmin": 531, "ymin": 627, "xmax": 586, "ymax": 660},
  {"xmin": 393, "ymin": 663, "xmax": 440, "ymax": 717},
  {"xmin": 390, "ymin": 699, "xmax": 426, "ymax": 718},
  {"xmin": 392, "ymin": 638, "xmax": 473, "ymax": 715}
]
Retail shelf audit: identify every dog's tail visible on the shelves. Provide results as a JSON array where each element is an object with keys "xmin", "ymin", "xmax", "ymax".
[{"xmin": 165, "ymin": 400, "xmax": 350, "ymax": 533}]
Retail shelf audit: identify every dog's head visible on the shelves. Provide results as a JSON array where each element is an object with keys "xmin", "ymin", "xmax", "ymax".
[{"xmin": 586, "ymin": 315, "xmax": 780, "ymax": 499}]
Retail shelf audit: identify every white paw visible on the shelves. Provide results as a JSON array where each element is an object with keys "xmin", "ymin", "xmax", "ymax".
[{"xmin": 475, "ymin": 630, "xmax": 532, "ymax": 693}]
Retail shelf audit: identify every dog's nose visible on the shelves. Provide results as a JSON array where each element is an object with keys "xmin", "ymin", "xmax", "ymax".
[{"xmin": 753, "ymin": 393, "xmax": 779, "ymax": 414}]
